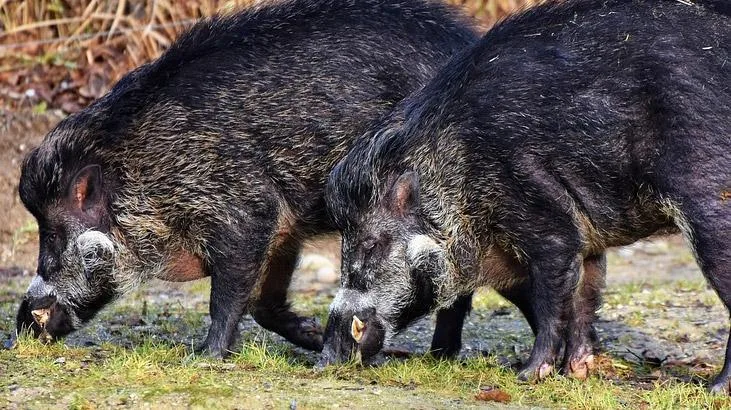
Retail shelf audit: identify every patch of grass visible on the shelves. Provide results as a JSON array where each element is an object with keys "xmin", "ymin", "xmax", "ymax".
[
  {"xmin": 472, "ymin": 289, "xmax": 511, "ymax": 311},
  {"xmin": 625, "ymin": 311, "xmax": 645, "ymax": 327},
  {"xmin": 642, "ymin": 380, "xmax": 730, "ymax": 409},
  {"xmin": 1, "ymin": 334, "xmax": 726, "ymax": 409},
  {"xmin": 11, "ymin": 218, "xmax": 38, "ymax": 253},
  {"xmin": 1, "ymin": 276, "xmax": 727, "ymax": 409},
  {"xmin": 605, "ymin": 280, "xmax": 720, "ymax": 310}
]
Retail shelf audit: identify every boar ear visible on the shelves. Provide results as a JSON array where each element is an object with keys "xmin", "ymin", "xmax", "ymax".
[
  {"xmin": 389, "ymin": 171, "xmax": 420, "ymax": 215},
  {"xmin": 67, "ymin": 165, "xmax": 104, "ymax": 220}
]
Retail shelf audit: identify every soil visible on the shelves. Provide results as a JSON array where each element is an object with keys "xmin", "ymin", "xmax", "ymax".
[{"xmin": 0, "ymin": 111, "xmax": 64, "ymax": 277}]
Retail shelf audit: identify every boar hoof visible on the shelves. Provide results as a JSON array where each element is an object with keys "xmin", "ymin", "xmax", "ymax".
[
  {"xmin": 538, "ymin": 362, "xmax": 554, "ymax": 379},
  {"xmin": 288, "ymin": 317, "xmax": 323, "ymax": 352},
  {"xmin": 709, "ymin": 377, "xmax": 731, "ymax": 395},
  {"xmin": 517, "ymin": 362, "xmax": 554, "ymax": 382},
  {"xmin": 566, "ymin": 354, "xmax": 595, "ymax": 381},
  {"xmin": 252, "ymin": 306, "xmax": 324, "ymax": 352},
  {"xmin": 195, "ymin": 342, "xmax": 230, "ymax": 359}
]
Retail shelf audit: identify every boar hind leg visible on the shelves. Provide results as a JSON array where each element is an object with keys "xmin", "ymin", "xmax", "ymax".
[
  {"xmin": 673, "ymin": 195, "xmax": 731, "ymax": 394},
  {"xmin": 252, "ymin": 234, "xmax": 323, "ymax": 352},
  {"xmin": 516, "ymin": 235, "xmax": 583, "ymax": 382},
  {"xmin": 496, "ymin": 279, "xmax": 538, "ymax": 335},
  {"xmin": 430, "ymin": 293, "xmax": 473, "ymax": 359},
  {"xmin": 562, "ymin": 253, "xmax": 606, "ymax": 380}
]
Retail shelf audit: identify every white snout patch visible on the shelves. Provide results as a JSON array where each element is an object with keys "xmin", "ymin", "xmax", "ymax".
[
  {"xmin": 76, "ymin": 230, "xmax": 115, "ymax": 272},
  {"xmin": 76, "ymin": 230, "xmax": 114, "ymax": 254},
  {"xmin": 329, "ymin": 289, "xmax": 376, "ymax": 315},
  {"xmin": 406, "ymin": 234, "xmax": 440, "ymax": 265},
  {"xmin": 27, "ymin": 275, "xmax": 55, "ymax": 299}
]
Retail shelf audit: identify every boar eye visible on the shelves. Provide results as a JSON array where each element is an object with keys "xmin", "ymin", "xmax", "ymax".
[
  {"xmin": 361, "ymin": 238, "xmax": 378, "ymax": 262},
  {"xmin": 41, "ymin": 230, "xmax": 57, "ymax": 244},
  {"xmin": 362, "ymin": 236, "xmax": 391, "ymax": 264}
]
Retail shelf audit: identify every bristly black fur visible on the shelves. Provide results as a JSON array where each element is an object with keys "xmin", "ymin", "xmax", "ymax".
[
  {"xmin": 325, "ymin": 0, "xmax": 730, "ymax": 388},
  {"xmin": 18, "ymin": 0, "xmax": 478, "ymax": 358},
  {"xmin": 22, "ymin": 0, "xmax": 478, "ymax": 221},
  {"xmin": 327, "ymin": 0, "xmax": 731, "ymax": 232}
]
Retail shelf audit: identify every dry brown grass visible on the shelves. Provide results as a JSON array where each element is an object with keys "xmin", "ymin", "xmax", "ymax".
[
  {"xmin": 449, "ymin": 0, "xmax": 542, "ymax": 27},
  {"xmin": 0, "ymin": 0, "xmax": 256, "ymax": 110},
  {"xmin": 0, "ymin": 0, "xmax": 538, "ymax": 112},
  {"xmin": 1, "ymin": 0, "xmax": 255, "ymax": 67}
]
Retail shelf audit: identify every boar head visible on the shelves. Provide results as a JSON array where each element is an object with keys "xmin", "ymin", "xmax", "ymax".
[
  {"xmin": 16, "ymin": 136, "xmax": 121, "ymax": 342},
  {"xmin": 321, "ymin": 171, "xmax": 449, "ymax": 365}
]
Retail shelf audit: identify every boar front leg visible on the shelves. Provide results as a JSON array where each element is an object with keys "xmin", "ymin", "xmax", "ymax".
[
  {"xmin": 252, "ymin": 234, "xmax": 324, "ymax": 352},
  {"xmin": 198, "ymin": 214, "xmax": 278, "ymax": 358},
  {"xmin": 430, "ymin": 293, "xmax": 473, "ymax": 359},
  {"xmin": 496, "ymin": 253, "xmax": 605, "ymax": 379}
]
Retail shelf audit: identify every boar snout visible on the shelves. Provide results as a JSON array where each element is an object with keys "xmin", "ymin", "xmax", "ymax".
[
  {"xmin": 320, "ymin": 305, "xmax": 386, "ymax": 367},
  {"xmin": 16, "ymin": 293, "xmax": 76, "ymax": 342},
  {"xmin": 16, "ymin": 294, "xmax": 56, "ymax": 340}
]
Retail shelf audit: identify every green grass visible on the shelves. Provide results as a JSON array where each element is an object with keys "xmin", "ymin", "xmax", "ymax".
[
  {"xmin": 1, "ymin": 278, "xmax": 728, "ymax": 409},
  {"xmin": 3, "ymin": 336, "xmax": 726, "ymax": 409},
  {"xmin": 11, "ymin": 219, "xmax": 38, "ymax": 253}
]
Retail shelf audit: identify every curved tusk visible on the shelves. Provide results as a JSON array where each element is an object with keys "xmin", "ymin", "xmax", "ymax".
[
  {"xmin": 31, "ymin": 308, "xmax": 51, "ymax": 328},
  {"xmin": 351, "ymin": 315, "xmax": 365, "ymax": 343}
]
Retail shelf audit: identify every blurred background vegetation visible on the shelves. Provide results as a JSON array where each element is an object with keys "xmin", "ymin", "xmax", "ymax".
[{"xmin": 0, "ymin": 0, "xmax": 539, "ymax": 113}]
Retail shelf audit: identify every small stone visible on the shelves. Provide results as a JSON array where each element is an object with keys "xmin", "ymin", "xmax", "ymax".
[
  {"xmin": 316, "ymin": 267, "xmax": 338, "ymax": 283},
  {"xmin": 298, "ymin": 254, "xmax": 338, "ymax": 283},
  {"xmin": 54, "ymin": 357, "xmax": 66, "ymax": 365},
  {"xmin": 3, "ymin": 338, "xmax": 16, "ymax": 350}
]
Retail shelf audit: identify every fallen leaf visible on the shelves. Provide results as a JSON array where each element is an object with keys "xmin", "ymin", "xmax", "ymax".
[{"xmin": 475, "ymin": 386, "xmax": 511, "ymax": 403}]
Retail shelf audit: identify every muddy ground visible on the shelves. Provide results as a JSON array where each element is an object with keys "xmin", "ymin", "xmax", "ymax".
[{"xmin": 0, "ymin": 113, "xmax": 727, "ymax": 408}]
